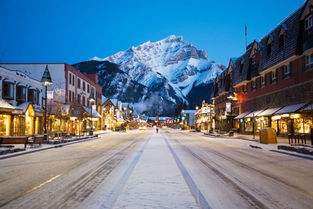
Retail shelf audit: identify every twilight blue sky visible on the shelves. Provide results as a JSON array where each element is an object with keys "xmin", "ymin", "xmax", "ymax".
[{"xmin": 0, "ymin": 0, "xmax": 305, "ymax": 65}]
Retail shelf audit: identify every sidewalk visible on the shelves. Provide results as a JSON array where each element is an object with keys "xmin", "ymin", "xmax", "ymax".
[
  {"xmin": 113, "ymin": 133, "xmax": 199, "ymax": 209},
  {"xmin": 0, "ymin": 130, "xmax": 113, "ymax": 160},
  {"xmin": 200, "ymin": 131, "xmax": 313, "ymax": 159}
]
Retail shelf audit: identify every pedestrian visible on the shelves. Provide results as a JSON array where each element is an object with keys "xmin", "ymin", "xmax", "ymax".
[{"xmin": 156, "ymin": 127, "xmax": 159, "ymax": 133}]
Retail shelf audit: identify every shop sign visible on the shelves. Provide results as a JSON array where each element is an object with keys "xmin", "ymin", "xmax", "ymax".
[
  {"xmin": 47, "ymin": 91, "xmax": 54, "ymax": 99},
  {"xmin": 226, "ymin": 103, "xmax": 231, "ymax": 113}
]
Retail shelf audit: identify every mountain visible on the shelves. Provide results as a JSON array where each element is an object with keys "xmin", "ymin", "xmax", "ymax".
[{"xmin": 74, "ymin": 35, "xmax": 224, "ymax": 115}]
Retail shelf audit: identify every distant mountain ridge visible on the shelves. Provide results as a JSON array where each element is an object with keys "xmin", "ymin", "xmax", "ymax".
[{"xmin": 74, "ymin": 35, "xmax": 224, "ymax": 115}]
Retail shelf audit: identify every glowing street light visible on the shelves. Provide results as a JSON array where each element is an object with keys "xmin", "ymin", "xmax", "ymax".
[{"xmin": 40, "ymin": 65, "xmax": 53, "ymax": 141}]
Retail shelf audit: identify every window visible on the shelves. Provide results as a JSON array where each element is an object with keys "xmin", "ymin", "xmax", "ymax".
[
  {"xmin": 83, "ymin": 81, "xmax": 86, "ymax": 91},
  {"xmin": 82, "ymin": 96, "xmax": 85, "ymax": 106},
  {"xmin": 305, "ymin": 53, "xmax": 313, "ymax": 71},
  {"xmin": 260, "ymin": 76, "xmax": 265, "ymax": 87},
  {"xmin": 72, "ymin": 75, "xmax": 75, "ymax": 86},
  {"xmin": 305, "ymin": 15, "xmax": 313, "ymax": 30},
  {"xmin": 68, "ymin": 90, "xmax": 71, "ymax": 102},
  {"xmin": 240, "ymin": 63, "xmax": 244, "ymax": 73},
  {"xmin": 78, "ymin": 78, "xmax": 81, "ymax": 89},
  {"xmin": 2, "ymin": 80, "xmax": 14, "ymax": 100},
  {"xmin": 28, "ymin": 88, "xmax": 39, "ymax": 105},
  {"xmin": 69, "ymin": 73, "xmax": 72, "ymax": 85},
  {"xmin": 271, "ymin": 70, "xmax": 277, "ymax": 83},
  {"xmin": 267, "ymin": 43, "xmax": 272, "ymax": 56},
  {"xmin": 279, "ymin": 34, "xmax": 285, "ymax": 48},
  {"xmin": 77, "ymin": 94, "xmax": 81, "ymax": 104},
  {"xmin": 251, "ymin": 80, "xmax": 257, "ymax": 91},
  {"xmin": 87, "ymin": 84, "xmax": 90, "ymax": 93},
  {"xmin": 283, "ymin": 63, "xmax": 292, "ymax": 78},
  {"xmin": 72, "ymin": 92, "xmax": 75, "ymax": 102},
  {"xmin": 16, "ymin": 85, "xmax": 26, "ymax": 102},
  {"xmin": 243, "ymin": 85, "xmax": 247, "ymax": 93}
]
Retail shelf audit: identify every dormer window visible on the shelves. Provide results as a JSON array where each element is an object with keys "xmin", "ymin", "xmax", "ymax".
[
  {"xmin": 279, "ymin": 34, "xmax": 285, "ymax": 48},
  {"xmin": 267, "ymin": 43, "xmax": 272, "ymax": 56},
  {"xmin": 2, "ymin": 79, "xmax": 14, "ymax": 100},
  {"xmin": 239, "ymin": 61, "xmax": 244, "ymax": 73},
  {"xmin": 305, "ymin": 15, "xmax": 313, "ymax": 30}
]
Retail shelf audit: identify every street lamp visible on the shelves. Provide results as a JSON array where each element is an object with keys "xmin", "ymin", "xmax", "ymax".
[
  {"xmin": 88, "ymin": 92, "xmax": 95, "ymax": 135},
  {"xmin": 40, "ymin": 65, "xmax": 53, "ymax": 141}
]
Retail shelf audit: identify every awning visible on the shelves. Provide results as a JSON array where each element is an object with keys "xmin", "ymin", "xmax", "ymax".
[
  {"xmin": 274, "ymin": 103, "xmax": 307, "ymax": 115},
  {"xmin": 3, "ymin": 79, "xmax": 14, "ymax": 84},
  {"xmin": 245, "ymin": 110, "xmax": 266, "ymax": 118},
  {"xmin": 258, "ymin": 107, "xmax": 282, "ymax": 116},
  {"xmin": 16, "ymin": 82, "xmax": 27, "ymax": 87},
  {"xmin": 28, "ymin": 87, "xmax": 38, "ymax": 91},
  {"xmin": 234, "ymin": 112, "xmax": 251, "ymax": 119},
  {"xmin": 301, "ymin": 104, "xmax": 313, "ymax": 112}
]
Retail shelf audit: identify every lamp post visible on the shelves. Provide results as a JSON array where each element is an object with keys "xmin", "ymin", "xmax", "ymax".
[
  {"xmin": 40, "ymin": 65, "xmax": 53, "ymax": 141},
  {"xmin": 88, "ymin": 92, "xmax": 95, "ymax": 135}
]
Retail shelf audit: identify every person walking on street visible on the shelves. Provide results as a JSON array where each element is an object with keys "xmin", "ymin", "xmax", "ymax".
[{"xmin": 156, "ymin": 127, "xmax": 159, "ymax": 133}]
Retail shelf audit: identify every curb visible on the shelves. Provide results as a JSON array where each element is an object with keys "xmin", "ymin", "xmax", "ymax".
[
  {"xmin": 0, "ymin": 135, "xmax": 100, "ymax": 160},
  {"xmin": 270, "ymin": 150, "xmax": 313, "ymax": 161}
]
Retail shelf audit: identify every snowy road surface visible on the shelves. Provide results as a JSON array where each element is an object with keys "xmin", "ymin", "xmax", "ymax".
[{"xmin": 0, "ymin": 129, "xmax": 312, "ymax": 209}]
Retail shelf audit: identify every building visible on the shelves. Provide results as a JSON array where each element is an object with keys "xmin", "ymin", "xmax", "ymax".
[
  {"xmin": 0, "ymin": 63, "xmax": 103, "ymax": 135},
  {"xmin": 0, "ymin": 66, "xmax": 43, "ymax": 136},
  {"xmin": 195, "ymin": 101, "xmax": 215, "ymax": 132},
  {"xmin": 212, "ymin": 0, "xmax": 313, "ymax": 136},
  {"xmin": 180, "ymin": 109, "xmax": 197, "ymax": 130},
  {"xmin": 211, "ymin": 58, "xmax": 239, "ymax": 133}
]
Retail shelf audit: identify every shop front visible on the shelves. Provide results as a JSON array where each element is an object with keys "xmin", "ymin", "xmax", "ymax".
[
  {"xmin": 271, "ymin": 103, "xmax": 308, "ymax": 136},
  {"xmin": 234, "ymin": 112, "xmax": 250, "ymax": 133}
]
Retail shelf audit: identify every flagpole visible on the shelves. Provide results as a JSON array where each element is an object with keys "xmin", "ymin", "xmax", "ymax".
[{"xmin": 245, "ymin": 24, "xmax": 248, "ymax": 49}]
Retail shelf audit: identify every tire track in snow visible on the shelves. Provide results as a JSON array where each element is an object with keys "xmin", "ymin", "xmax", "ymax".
[{"xmin": 165, "ymin": 133, "xmax": 268, "ymax": 209}]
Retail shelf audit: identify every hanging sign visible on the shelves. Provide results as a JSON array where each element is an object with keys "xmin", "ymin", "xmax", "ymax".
[{"xmin": 226, "ymin": 103, "xmax": 232, "ymax": 113}]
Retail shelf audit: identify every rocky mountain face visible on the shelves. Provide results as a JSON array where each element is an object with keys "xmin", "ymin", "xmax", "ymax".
[{"xmin": 74, "ymin": 35, "xmax": 224, "ymax": 115}]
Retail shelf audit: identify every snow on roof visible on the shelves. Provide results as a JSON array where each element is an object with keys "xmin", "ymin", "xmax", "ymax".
[
  {"xmin": 83, "ymin": 106, "xmax": 102, "ymax": 117},
  {"xmin": 18, "ymin": 102, "xmax": 31, "ymax": 113},
  {"xmin": 102, "ymin": 95, "xmax": 108, "ymax": 104},
  {"xmin": 0, "ymin": 98, "xmax": 16, "ymax": 109}
]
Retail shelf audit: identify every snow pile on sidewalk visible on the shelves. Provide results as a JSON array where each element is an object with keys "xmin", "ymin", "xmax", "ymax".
[{"xmin": 113, "ymin": 133, "xmax": 199, "ymax": 209}]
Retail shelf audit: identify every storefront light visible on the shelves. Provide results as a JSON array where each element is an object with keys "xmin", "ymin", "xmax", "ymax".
[
  {"xmin": 272, "ymin": 115, "xmax": 281, "ymax": 120},
  {"xmin": 70, "ymin": 117, "xmax": 77, "ymax": 121},
  {"xmin": 290, "ymin": 114, "xmax": 301, "ymax": 119}
]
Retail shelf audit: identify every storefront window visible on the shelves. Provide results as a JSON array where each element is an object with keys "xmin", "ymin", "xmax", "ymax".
[
  {"xmin": 279, "ymin": 120, "xmax": 288, "ymax": 134},
  {"xmin": 294, "ymin": 118, "xmax": 313, "ymax": 134},
  {"xmin": 0, "ymin": 115, "xmax": 10, "ymax": 136},
  {"xmin": 13, "ymin": 116, "xmax": 25, "ymax": 136}
]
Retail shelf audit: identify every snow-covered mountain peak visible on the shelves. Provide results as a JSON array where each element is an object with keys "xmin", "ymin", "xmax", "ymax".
[{"xmin": 84, "ymin": 35, "xmax": 224, "ymax": 115}]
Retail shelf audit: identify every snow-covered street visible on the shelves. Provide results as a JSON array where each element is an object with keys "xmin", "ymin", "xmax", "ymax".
[{"xmin": 0, "ymin": 129, "xmax": 313, "ymax": 209}]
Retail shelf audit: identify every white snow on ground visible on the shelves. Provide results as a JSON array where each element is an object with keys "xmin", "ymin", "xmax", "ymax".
[{"xmin": 113, "ymin": 133, "xmax": 199, "ymax": 209}]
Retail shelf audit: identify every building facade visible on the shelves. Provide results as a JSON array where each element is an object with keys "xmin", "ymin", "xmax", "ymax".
[
  {"xmin": 212, "ymin": 0, "xmax": 313, "ymax": 136},
  {"xmin": 0, "ymin": 66, "xmax": 43, "ymax": 136},
  {"xmin": 0, "ymin": 63, "xmax": 103, "ymax": 135}
]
